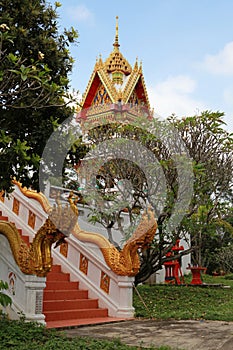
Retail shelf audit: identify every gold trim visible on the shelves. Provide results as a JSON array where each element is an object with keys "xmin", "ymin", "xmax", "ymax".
[
  {"xmin": 60, "ymin": 242, "xmax": 68, "ymax": 258},
  {"xmin": 0, "ymin": 190, "xmax": 4, "ymax": 203},
  {"xmin": 140, "ymin": 72, "xmax": 151, "ymax": 109},
  {"xmin": 123, "ymin": 70, "xmax": 140, "ymax": 104},
  {"xmin": 97, "ymin": 69, "xmax": 118, "ymax": 102},
  {"xmin": 71, "ymin": 202, "xmax": 157, "ymax": 276},
  {"xmin": 79, "ymin": 69, "xmax": 98, "ymax": 109},
  {"xmin": 13, "ymin": 198, "xmax": 20, "ymax": 215},
  {"xmin": 12, "ymin": 180, "xmax": 51, "ymax": 213},
  {"xmin": 79, "ymin": 253, "xmax": 88, "ymax": 275},
  {"xmin": 100, "ymin": 271, "xmax": 110, "ymax": 294},
  {"xmin": 113, "ymin": 16, "xmax": 119, "ymax": 51},
  {"xmin": 28, "ymin": 210, "xmax": 36, "ymax": 229}
]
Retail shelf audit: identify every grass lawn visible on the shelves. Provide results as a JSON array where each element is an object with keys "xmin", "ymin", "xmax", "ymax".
[
  {"xmin": 1, "ymin": 274, "xmax": 232, "ymax": 350},
  {"xmin": 134, "ymin": 274, "xmax": 233, "ymax": 321}
]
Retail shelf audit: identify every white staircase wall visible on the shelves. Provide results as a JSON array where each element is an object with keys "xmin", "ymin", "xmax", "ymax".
[
  {"xmin": 0, "ymin": 235, "xmax": 46, "ymax": 323},
  {"xmin": 0, "ymin": 185, "xmax": 135, "ymax": 320}
]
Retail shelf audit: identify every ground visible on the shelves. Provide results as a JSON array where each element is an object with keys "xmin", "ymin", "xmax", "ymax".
[{"xmin": 65, "ymin": 319, "xmax": 233, "ymax": 350}]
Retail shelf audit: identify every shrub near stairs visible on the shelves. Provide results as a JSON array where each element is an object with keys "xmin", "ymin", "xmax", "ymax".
[
  {"xmin": 0, "ymin": 317, "xmax": 177, "ymax": 350},
  {"xmin": 0, "ymin": 280, "xmax": 12, "ymax": 309}
]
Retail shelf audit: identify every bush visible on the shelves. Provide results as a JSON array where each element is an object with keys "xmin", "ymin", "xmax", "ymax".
[
  {"xmin": 0, "ymin": 317, "xmax": 169, "ymax": 350},
  {"xmin": 0, "ymin": 280, "xmax": 12, "ymax": 308}
]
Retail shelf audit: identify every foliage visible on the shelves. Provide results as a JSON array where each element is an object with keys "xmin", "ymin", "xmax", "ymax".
[
  {"xmin": 134, "ymin": 274, "xmax": 233, "ymax": 321},
  {"xmin": 0, "ymin": 317, "xmax": 175, "ymax": 350},
  {"xmin": 71, "ymin": 110, "xmax": 233, "ymax": 283},
  {"xmin": 173, "ymin": 112, "xmax": 233, "ymax": 269},
  {"xmin": 0, "ymin": 280, "xmax": 11, "ymax": 308},
  {"xmin": 0, "ymin": 0, "xmax": 78, "ymax": 192},
  {"xmin": 215, "ymin": 244, "xmax": 233, "ymax": 273}
]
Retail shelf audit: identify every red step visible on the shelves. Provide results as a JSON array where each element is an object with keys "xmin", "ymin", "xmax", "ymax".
[
  {"xmin": 45, "ymin": 308, "xmax": 108, "ymax": 322},
  {"xmin": 45, "ymin": 280, "xmax": 79, "ymax": 290},
  {"xmin": 51, "ymin": 265, "xmax": 61, "ymax": 273},
  {"xmin": 46, "ymin": 271, "xmax": 70, "ymax": 282},
  {"xmin": 0, "ymin": 215, "xmax": 8, "ymax": 221},
  {"xmin": 43, "ymin": 298, "xmax": 98, "ymax": 311},
  {"xmin": 43, "ymin": 289, "xmax": 88, "ymax": 301},
  {"xmin": 43, "ymin": 264, "xmax": 109, "ymax": 326}
]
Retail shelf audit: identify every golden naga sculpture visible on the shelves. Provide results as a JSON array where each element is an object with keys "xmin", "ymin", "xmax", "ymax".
[
  {"xmin": 69, "ymin": 197, "xmax": 157, "ymax": 276},
  {"xmin": 0, "ymin": 202, "xmax": 77, "ymax": 277},
  {"xmin": 12, "ymin": 179, "xmax": 51, "ymax": 213},
  {"xmin": 1, "ymin": 181, "xmax": 157, "ymax": 277},
  {"xmin": 100, "ymin": 208, "xmax": 157, "ymax": 276}
]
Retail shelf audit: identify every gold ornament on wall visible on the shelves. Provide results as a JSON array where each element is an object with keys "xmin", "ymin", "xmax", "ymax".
[
  {"xmin": 12, "ymin": 198, "xmax": 19, "ymax": 215},
  {"xmin": 79, "ymin": 253, "xmax": 88, "ymax": 275},
  {"xmin": 100, "ymin": 271, "xmax": 110, "ymax": 294}
]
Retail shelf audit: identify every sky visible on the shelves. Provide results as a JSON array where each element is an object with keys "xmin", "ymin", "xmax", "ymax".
[{"xmin": 57, "ymin": 0, "xmax": 233, "ymax": 131}]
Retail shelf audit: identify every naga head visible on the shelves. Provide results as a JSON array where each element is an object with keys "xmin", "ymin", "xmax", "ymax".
[{"xmin": 48, "ymin": 192, "xmax": 78, "ymax": 237}]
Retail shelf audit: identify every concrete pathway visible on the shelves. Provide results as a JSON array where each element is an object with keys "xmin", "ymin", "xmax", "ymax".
[{"xmin": 65, "ymin": 319, "xmax": 233, "ymax": 350}]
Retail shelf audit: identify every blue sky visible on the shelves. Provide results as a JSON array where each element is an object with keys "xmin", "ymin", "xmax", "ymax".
[{"xmin": 57, "ymin": 0, "xmax": 233, "ymax": 131}]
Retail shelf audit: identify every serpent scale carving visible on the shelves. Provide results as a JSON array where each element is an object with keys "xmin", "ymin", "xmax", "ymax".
[
  {"xmin": 69, "ymin": 197, "xmax": 157, "ymax": 276},
  {"xmin": 1, "ymin": 181, "xmax": 157, "ymax": 277},
  {"xmin": 0, "ymin": 202, "xmax": 77, "ymax": 277}
]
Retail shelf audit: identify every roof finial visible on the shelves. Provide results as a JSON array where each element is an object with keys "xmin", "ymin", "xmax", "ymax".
[{"xmin": 113, "ymin": 16, "xmax": 120, "ymax": 51}]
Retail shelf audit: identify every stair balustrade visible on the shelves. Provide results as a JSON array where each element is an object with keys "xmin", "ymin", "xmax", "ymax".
[{"xmin": 0, "ymin": 183, "xmax": 135, "ymax": 325}]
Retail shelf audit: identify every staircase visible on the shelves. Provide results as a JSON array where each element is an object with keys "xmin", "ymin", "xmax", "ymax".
[
  {"xmin": 43, "ymin": 264, "xmax": 115, "ymax": 328},
  {"xmin": 0, "ymin": 184, "xmax": 135, "ymax": 326},
  {"xmin": 0, "ymin": 211, "xmax": 123, "ymax": 328}
]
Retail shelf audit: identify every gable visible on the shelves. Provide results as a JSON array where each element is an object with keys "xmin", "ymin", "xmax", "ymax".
[
  {"xmin": 127, "ymin": 77, "xmax": 149, "ymax": 108},
  {"xmin": 92, "ymin": 83, "xmax": 111, "ymax": 106},
  {"xmin": 82, "ymin": 73, "xmax": 101, "ymax": 109}
]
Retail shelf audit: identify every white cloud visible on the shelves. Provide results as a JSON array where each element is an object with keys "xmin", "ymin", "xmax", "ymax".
[
  {"xmin": 201, "ymin": 42, "xmax": 233, "ymax": 75},
  {"xmin": 148, "ymin": 75, "xmax": 205, "ymax": 118},
  {"xmin": 221, "ymin": 87, "xmax": 233, "ymax": 131},
  {"xmin": 223, "ymin": 86, "xmax": 233, "ymax": 106},
  {"xmin": 65, "ymin": 5, "xmax": 94, "ymax": 24}
]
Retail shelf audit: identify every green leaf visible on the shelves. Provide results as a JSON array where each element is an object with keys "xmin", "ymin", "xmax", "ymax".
[{"xmin": 20, "ymin": 74, "xmax": 27, "ymax": 81}]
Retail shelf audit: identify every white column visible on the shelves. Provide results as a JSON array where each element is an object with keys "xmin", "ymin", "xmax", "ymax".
[{"xmin": 115, "ymin": 276, "xmax": 135, "ymax": 318}]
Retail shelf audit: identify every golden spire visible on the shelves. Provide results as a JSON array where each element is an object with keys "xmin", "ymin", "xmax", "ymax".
[
  {"xmin": 113, "ymin": 16, "xmax": 120, "ymax": 51},
  {"xmin": 104, "ymin": 16, "xmax": 132, "ymax": 81}
]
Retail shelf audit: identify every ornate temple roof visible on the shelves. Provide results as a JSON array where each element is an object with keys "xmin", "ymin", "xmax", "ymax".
[
  {"xmin": 78, "ymin": 17, "xmax": 151, "ymax": 113},
  {"xmin": 104, "ymin": 16, "xmax": 132, "ymax": 76}
]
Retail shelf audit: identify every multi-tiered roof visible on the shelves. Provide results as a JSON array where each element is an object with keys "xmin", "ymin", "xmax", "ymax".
[{"xmin": 77, "ymin": 17, "xmax": 151, "ymax": 125}]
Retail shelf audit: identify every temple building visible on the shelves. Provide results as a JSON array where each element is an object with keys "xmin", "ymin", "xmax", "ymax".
[{"xmin": 76, "ymin": 16, "xmax": 153, "ymax": 128}]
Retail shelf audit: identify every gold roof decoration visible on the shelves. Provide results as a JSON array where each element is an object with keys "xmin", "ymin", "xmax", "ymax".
[
  {"xmin": 97, "ymin": 67, "xmax": 118, "ymax": 101},
  {"xmin": 77, "ymin": 16, "xmax": 151, "ymax": 111},
  {"xmin": 104, "ymin": 16, "xmax": 132, "ymax": 79}
]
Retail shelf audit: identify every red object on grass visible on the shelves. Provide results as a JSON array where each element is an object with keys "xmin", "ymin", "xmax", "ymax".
[
  {"xmin": 186, "ymin": 265, "xmax": 207, "ymax": 285},
  {"xmin": 164, "ymin": 240, "xmax": 184, "ymax": 284}
]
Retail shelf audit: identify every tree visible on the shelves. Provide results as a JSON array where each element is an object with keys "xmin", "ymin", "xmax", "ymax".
[
  {"xmin": 136, "ymin": 111, "xmax": 233, "ymax": 283},
  {"xmin": 0, "ymin": 0, "xmax": 78, "ymax": 192},
  {"xmin": 69, "ymin": 110, "xmax": 233, "ymax": 283}
]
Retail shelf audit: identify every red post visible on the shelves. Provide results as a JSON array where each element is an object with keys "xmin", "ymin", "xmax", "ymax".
[
  {"xmin": 163, "ymin": 240, "xmax": 184, "ymax": 284},
  {"xmin": 187, "ymin": 265, "xmax": 207, "ymax": 285}
]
